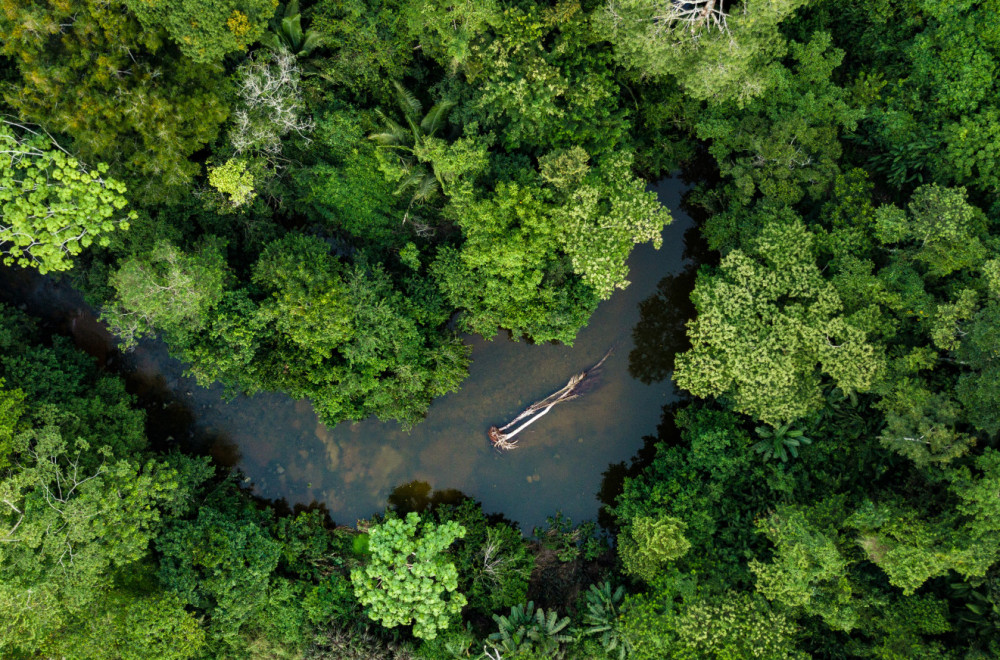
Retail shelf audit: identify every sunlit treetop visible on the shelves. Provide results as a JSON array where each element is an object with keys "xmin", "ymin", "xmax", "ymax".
[{"xmin": 0, "ymin": 121, "xmax": 134, "ymax": 274}]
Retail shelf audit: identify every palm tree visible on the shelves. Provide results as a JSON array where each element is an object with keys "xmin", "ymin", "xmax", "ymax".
[
  {"xmin": 369, "ymin": 82, "xmax": 456, "ymax": 222},
  {"xmin": 753, "ymin": 423, "xmax": 813, "ymax": 462},
  {"xmin": 261, "ymin": 0, "xmax": 325, "ymax": 57},
  {"xmin": 579, "ymin": 582, "xmax": 632, "ymax": 659}
]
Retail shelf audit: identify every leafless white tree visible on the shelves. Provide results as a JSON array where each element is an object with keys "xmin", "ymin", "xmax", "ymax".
[
  {"xmin": 607, "ymin": 0, "xmax": 732, "ymax": 36},
  {"xmin": 229, "ymin": 51, "xmax": 314, "ymax": 161}
]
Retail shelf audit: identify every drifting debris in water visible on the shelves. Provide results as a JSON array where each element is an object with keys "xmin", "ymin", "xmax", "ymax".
[{"xmin": 488, "ymin": 348, "xmax": 613, "ymax": 452}]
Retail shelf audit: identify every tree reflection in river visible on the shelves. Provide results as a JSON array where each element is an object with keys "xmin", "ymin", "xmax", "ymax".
[
  {"xmin": 386, "ymin": 480, "xmax": 469, "ymax": 516},
  {"xmin": 628, "ymin": 223, "xmax": 711, "ymax": 384}
]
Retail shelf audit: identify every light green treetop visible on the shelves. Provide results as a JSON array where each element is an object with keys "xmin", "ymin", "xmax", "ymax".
[
  {"xmin": 433, "ymin": 150, "xmax": 667, "ymax": 344},
  {"xmin": 433, "ymin": 180, "xmax": 600, "ymax": 344},
  {"xmin": 751, "ymin": 504, "xmax": 859, "ymax": 632},
  {"xmin": 251, "ymin": 233, "xmax": 354, "ymax": 361},
  {"xmin": 207, "ymin": 158, "xmax": 256, "ymax": 208},
  {"xmin": 600, "ymin": 0, "xmax": 811, "ymax": 104},
  {"xmin": 619, "ymin": 515, "xmax": 691, "ymax": 583},
  {"xmin": 351, "ymin": 512, "xmax": 466, "ymax": 640},
  {"xmin": 874, "ymin": 184, "xmax": 988, "ymax": 277},
  {"xmin": 0, "ymin": 122, "xmax": 134, "ymax": 273},
  {"xmin": 552, "ymin": 150, "xmax": 668, "ymax": 298},
  {"xmin": 102, "ymin": 239, "xmax": 229, "ymax": 349},
  {"xmin": 674, "ymin": 215, "xmax": 884, "ymax": 425},
  {"xmin": 845, "ymin": 449, "xmax": 1000, "ymax": 595}
]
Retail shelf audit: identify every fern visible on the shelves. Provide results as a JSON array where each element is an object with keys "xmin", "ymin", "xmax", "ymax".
[
  {"xmin": 393, "ymin": 81, "xmax": 423, "ymax": 120},
  {"xmin": 421, "ymin": 100, "xmax": 457, "ymax": 137}
]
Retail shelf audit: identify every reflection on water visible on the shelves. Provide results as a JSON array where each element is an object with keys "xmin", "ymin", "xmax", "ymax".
[
  {"xmin": 386, "ymin": 480, "xmax": 470, "ymax": 516},
  {"xmin": 628, "ymin": 222, "xmax": 709, "ymax": 384},
  {"xmin": 0, "ymin": 178, "xmax": 700, "ymax": 531}
]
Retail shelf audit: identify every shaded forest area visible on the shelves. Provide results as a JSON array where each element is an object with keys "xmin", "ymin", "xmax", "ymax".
[{"xmin": 1, "ymin": 0, "xmax": 999, "ymax": 658}]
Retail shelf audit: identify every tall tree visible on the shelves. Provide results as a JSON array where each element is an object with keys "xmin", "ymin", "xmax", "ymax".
[
  {"xmin": 434, "ymin": 151, "xmax": 667, "ymax": 343},
  {"xmin": 600, "ymin": 0, "xmax": 812, "ymax": 104},
  {"xmin": 694, "ymin": 32, "xmax": 861, "ymax": 209},
  {"xmin": 0, "ymin": 0, "xmax": 230, "ymax": 202},
  {"xmin": 102, "ymin": 238, "xmax": 229, "ymax": 348},
  {"xmin": 0, "ymin": 121, "xmax": 134, "ymax": 273},
  {"xmin": 351, "ymin": 512, "xmax": 466, "ymax": 640},
  {"xmin": 125, "ymin": 0, "xmax": 278, "ymax": 64},
  {"xmin": 675, "ymin": 215, "xmax": 883, "ymax": 425}
]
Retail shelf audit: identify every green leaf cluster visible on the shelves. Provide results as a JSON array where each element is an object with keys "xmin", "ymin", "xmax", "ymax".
[
  {"xmin": 0, "ymin": 0, "xmax": 230, "ymax": 203},
  {"xmin": 0, "ymin": 123, "xmax": 134, "ymax": 273},
  {"xmin": 351, "ymin": 512, "xmax": 467, "ymax": 640},
  {"xmin": 126, "ymin": 0, "xmax": 278, "ymax": 64},
  {"xmin": 675, "ymin": 216, "xmax": 883, "ymax": 425}
]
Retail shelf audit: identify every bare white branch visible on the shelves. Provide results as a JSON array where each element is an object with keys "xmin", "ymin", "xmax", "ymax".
[{"xmin": 229, "ymin": 51, "xmax": 314, "ymax": 159}]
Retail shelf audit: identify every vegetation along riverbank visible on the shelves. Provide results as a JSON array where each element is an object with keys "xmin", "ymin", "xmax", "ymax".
[{"xmin": 1, "ymin": 0, "xmax": 999, "ymax": 657}]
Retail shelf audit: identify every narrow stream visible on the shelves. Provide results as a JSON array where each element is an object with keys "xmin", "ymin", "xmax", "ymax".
[{"xmin": 0, "ymin": 178, "xmax": 699, "ymax": 531}]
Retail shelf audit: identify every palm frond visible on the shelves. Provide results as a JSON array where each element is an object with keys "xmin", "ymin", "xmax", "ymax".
[
  {"xmin": 394, "ymin": 171, "xmax": 428, "ymax": 197},
  {"xmin": 412, "ymin": 173, "xmax": 439, "ymax": 202},
  {"xmin": 368, "ymin": 132, "xmax": 408, "ymax": 147},
  {"xmin": 259, "ymin": 30, "xmax": 283, "ymax": 53},
  {"xmin": 280, "ymin": 14, "xmax": 304, "ymax": 50},
  {"xmin": 370, "ymin": 109, "xmax": 410, "ymax": 146},
  {"xmin": 420, "ymin": 99, "xmax": 456, "ymax": 136},
  {"xmin": 403, "ymin": 113, "xmax": 422, "ymax": 144},
  {"xmin": 299, "ymin": 30, "xmax": 325, "ymax": 55},
  {"xmin": 393, "ymin": 81, "xmax": 422, "ymax": 119}
]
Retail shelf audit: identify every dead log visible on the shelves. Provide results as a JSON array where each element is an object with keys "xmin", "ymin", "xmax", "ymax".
[{"xmin": 489, "ymin": 348, "xmax": 613, "ymax": 451}]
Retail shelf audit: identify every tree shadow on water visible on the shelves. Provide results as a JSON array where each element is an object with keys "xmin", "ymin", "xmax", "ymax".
[
  {"xmin": 207, "ymin": 431, "xmax": 242, "ymax": 467},
  {"xmin": 386, "ymin": 480, "xmax": 469, "ymax": 515},
  {"xmin": 597, "ymin": 400, "xmax": 688, "ymax": 532},
  {"xmin": 628, "ymin": 267, "xmax": 697, "ymax": 384},
  {"xmin": 250, "ymin": 495, "xmax": 335, "ymax": 525},
  {"xmin": 628, "ymin": 224, "xmax": 712, "ymax": 385}
]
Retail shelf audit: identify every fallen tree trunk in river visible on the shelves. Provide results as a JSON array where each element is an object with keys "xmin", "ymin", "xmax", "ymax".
[{"xmin": 489, "ymin": 348, "xmax": 613, "ymax": 452}]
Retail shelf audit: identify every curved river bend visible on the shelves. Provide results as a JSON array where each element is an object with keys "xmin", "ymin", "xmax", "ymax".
[{"xmin": 0, "ymin": 178, "xmax": 698, "ymax": 531}]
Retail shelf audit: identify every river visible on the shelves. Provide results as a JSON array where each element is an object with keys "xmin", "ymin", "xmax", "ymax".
[{"xmin": 0, "ymin": 177, "xmax": 699, "ymax": 532}]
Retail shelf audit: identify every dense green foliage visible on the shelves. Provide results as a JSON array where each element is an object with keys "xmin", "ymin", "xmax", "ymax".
[
  {"xmin": 0, "ymin": 122, "xmax": 135, "ymax": 273},
  {"xmin": 125, "ymin": 0, "xmax": 277, "ymax": 64},
  {"xmin": 0, "ymin": 0, "xmax": 230, "ymax": 202},
  {"xmin": 0, "ymin": 305, "xmax": 212, "ymax": 657},
  {"xmin": 350, "ymin": 512, "xmax": 466, "ymax": 640},
  {"xmin": 2, "ymin": 0, "xmax": 1000, "ymax": 657}
]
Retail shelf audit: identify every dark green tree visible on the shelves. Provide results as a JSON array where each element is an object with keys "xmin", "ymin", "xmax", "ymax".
[
  {"xmin": 125, "ymin": 0, "xmax": 277, "ymax": 64},
  {"xmin": 0, "ymin": 0, "xmax": 230, "ymax": 202}
]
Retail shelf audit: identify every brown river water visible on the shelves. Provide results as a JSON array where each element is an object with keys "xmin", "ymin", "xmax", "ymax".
[{"xmin": 0, "ymin": 177, "xmax": 700, "ymax": 531}]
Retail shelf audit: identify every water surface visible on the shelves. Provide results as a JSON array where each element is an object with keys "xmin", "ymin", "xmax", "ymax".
[{"xmin": 0, "ymin": 178, "xmax": 696, "ymax": 531}]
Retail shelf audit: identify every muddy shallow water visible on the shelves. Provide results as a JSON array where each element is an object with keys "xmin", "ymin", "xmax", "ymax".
[{"xmin": 0, "ymin": 178, "xmax": 698, "ymax": 531}]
